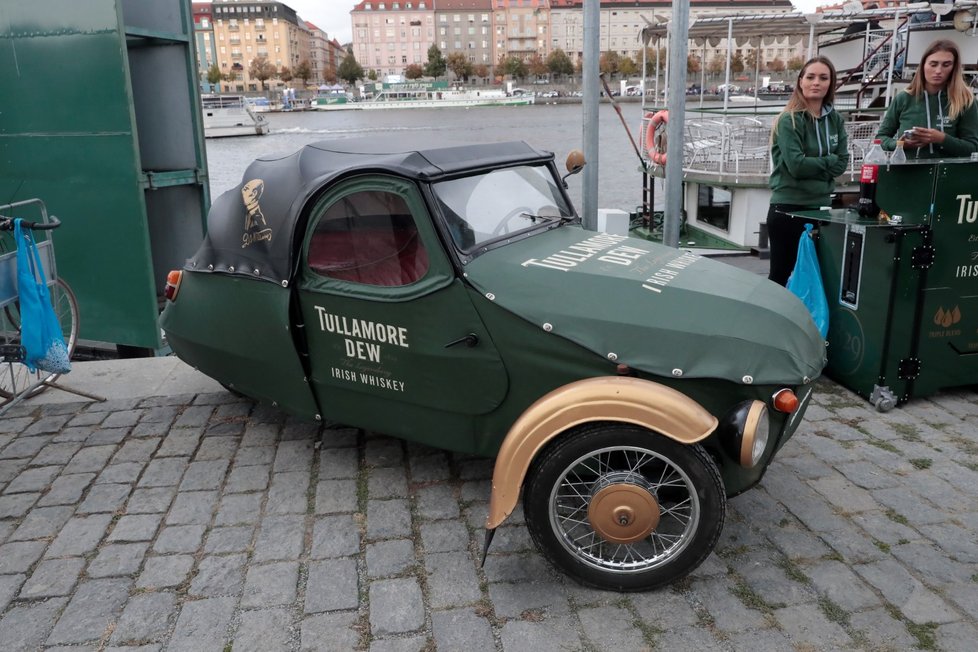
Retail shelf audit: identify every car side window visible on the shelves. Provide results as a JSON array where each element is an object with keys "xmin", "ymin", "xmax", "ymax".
[{"xmin": 308, "ymin": 189, "xmax": 430, "ymax": 287}]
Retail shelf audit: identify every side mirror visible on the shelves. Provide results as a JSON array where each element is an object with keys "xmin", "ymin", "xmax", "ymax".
[{"xmin": 561, "ymin": 150, "xmax": 586, "ymax": 188}]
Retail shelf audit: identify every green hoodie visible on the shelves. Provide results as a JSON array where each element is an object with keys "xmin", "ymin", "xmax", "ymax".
[
  {"xmin": 769, "ymin": 105, "xmax": 849, "ymax": 206},
  {"xmin": 876, "ymin": 91, "xmax": 978, "ymax": 158}
]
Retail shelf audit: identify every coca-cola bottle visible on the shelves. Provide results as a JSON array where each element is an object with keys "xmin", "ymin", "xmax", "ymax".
[{"xmin": 858, "ymin": 139, "xmax": 887, "ymax": 218}]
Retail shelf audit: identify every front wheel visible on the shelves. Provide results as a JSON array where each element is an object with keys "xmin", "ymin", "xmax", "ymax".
[{"xmin": 523, "ymin": 423, "xmax": 726, "ymax": 591}]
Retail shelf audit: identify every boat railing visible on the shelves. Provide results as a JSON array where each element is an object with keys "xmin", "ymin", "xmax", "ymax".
[
  {"xmin": 201, "ymin": 94, "xmax": 248, "ymax": 109},
  {"xmin": 642, "ymin": 110, "xmax": 883, "ymax": 186}
]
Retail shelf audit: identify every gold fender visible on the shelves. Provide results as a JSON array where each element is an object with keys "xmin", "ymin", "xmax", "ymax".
[{"xmin": 486, "ymin": 376, "xmax": 718, "ymax": 529}]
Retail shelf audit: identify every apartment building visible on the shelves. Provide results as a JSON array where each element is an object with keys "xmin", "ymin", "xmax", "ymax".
[
  {"xmin": 492, "ymin": 0, "xmax": 551, "ymax": 64},
  {"xmin": 435, "ymin": 0, "xmax": 494, "ymax": 69},
  {"xmin": 351, "ymin": 1, "xmax": 437, "ymax": 79},
  {"xmin": 210, "ymin": 0, "xmax": 311, "ymax": 92},
  {"xmin": 192, "ymin": 3, "xmax": 218, "ymax": 90},
  {"xmin": 348, "ymin": 0, "xmax": 803, "ymax": 81},
  {"xmin": 549, "ymin": 0, "xmax": 801, "ymax": 72}
]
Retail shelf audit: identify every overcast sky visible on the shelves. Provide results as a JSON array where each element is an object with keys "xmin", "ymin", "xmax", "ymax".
[{"xmin": 283, "ymin": 0, "xmax": 354, "ymax": 43}]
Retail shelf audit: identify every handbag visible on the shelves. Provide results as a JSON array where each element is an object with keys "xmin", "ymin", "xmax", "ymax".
[
  {"xmin": 786, "ymin": 223, "xmax": 829, "ymax": 339},
  {"xmin": 14, "ymin": 219, "xmax": 71, "ymax": 374}
]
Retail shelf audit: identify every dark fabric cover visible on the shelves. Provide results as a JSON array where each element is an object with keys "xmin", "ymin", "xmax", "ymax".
[{"xmin": 189, "ymin": 137, "xmax": 553, "ymax": 284}]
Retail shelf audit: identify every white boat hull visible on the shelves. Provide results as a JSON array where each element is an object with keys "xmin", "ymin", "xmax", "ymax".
[{"xmin": 202, "ymin": 96, "xmax": 269, "ymax": 138}]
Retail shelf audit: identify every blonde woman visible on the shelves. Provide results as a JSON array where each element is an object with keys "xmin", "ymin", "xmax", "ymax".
[
  {"xmin": 767, "ymin": 56, "xmax": 848, "ymax": 286},
  {"xmin": 877, "ymin": 39, "xmax": 978, "ymax": 158}
]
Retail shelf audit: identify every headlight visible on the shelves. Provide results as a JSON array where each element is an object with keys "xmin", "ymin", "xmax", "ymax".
[{"xmin": 718, "ymin": 400, "xmax": 769, "ymax": 468}]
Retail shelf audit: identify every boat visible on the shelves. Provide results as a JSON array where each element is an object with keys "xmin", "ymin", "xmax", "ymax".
[
  {"xmin": 201, "ymin": 94, "xmax": 269, "ymax": 138},
  {"xmin": 633, "ymin": 2, "xmax": 978, "ymax": 252},
  {"xmin": 314, "ymin": 81, "xmax": 535, "ymax": 111}
]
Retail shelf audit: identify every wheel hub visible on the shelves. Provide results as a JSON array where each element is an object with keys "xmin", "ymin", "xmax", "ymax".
[{"xmin": 587, "ymin": 474, "xmax": 660, "ymax": 545}]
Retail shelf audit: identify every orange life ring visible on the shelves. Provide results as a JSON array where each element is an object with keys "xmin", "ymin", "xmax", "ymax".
[{"xmin": 644, "ymin": 110, "xmax": 668, "ymax": 165}]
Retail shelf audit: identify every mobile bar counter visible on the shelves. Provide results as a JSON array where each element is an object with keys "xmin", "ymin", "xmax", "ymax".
[{"xmin": 792, "ymin": 158, "xmax": 978, "ymax": 411}]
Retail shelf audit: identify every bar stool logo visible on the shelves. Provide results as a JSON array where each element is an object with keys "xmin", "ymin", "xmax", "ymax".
[
  {"xmin": 930, "ymin": 305, "xmax": 962, "ymax": 338},
  {"xmin": 241, "ymin": 179, "xmax": 273, "ymax": 248}
]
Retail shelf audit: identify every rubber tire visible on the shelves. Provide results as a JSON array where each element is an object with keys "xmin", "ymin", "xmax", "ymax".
[{"xmin": 523, "ymin": 423, "xmax": 726, "ymax": 592}]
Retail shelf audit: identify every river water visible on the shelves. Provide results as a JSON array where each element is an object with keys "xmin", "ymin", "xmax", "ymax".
[{"xmin": 204, "ymin": 102, "xmax": 653, "ymax": 214}]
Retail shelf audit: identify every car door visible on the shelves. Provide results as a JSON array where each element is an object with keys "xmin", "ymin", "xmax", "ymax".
[{"xmin": 296, "ymin": 174, "xmax": 509, "ymax": 441}]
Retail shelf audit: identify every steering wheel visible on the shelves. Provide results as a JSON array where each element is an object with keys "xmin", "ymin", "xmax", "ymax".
[{"xmin": 491, "ymin": 206, "xmax": 535, "ymax": 237}]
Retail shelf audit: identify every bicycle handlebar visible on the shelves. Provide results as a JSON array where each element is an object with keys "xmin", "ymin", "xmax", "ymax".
[{"xmin": 0, "ymin": 215, "xmax": 61, "ymax": 231}]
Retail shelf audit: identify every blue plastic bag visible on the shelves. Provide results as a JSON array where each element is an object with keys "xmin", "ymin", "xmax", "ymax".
[
  {"xmin": 14, "ymin": 219, "xmax": 71, "ymax": 374},
  {"xmin": 786, "ymin": 223, "xmax": 829, "ymax": 339}
]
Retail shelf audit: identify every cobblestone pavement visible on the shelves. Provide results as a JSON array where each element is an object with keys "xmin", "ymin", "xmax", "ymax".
[{"xmin": 0, "ymin": 380, "xmax": 976, "ymax": 652}]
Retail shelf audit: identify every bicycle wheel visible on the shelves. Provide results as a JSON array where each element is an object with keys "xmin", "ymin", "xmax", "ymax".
[{"xmin": 0, "ymin": 278, "xmax": 79, "ymax": 402}]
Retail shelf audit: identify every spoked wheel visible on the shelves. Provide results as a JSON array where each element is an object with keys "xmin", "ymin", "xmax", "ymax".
[
  {"xmin": 0, "ymin": 278, "xmax": 79, "ymax": 403},
  {"xmin": 523, "ymin": 423, "xmax": 726, "ymax": 591}
]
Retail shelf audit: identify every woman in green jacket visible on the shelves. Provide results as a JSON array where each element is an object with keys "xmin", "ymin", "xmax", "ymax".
[
  {"xmin": 767, "ymin": 56, "xmax": 849, "ymax": 286},
  {"xmin": 876, "ymin": 39, "xmax": 978, "ymax": 159}
]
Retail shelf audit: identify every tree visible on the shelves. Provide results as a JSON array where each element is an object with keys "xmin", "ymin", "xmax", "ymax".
[
  {"xmin": 337, "ymin": 49, "xmax": 364, "ymax": 85},
  {"xmin": 687, "ymin": 54, "xmax": 701, "ymax": 75},
  {"xmin": 424, "ymin": 45, "xmax": 447, "ymax": 78},
  {"xmin": 503, "ymin": 55, "xmax": 527, "ymax": 80},
  {"xmin": 707, "ymin": 56, "xmax": 725, "ymax": 76},
  {"xmin": 367, "ymin": 69, "xmax": 378, "ymax": 81},
  {"xmin": 745, "ymin": 50, "xmax": 763, "ymax": 72},
  {"xmin": 731, "ymin": 53, "xmax": 745, "ymax": 74},
  {"xmin": 547, "ymin": 49, "xmax": 574, "ymax": 80},
  {"xmin": 599, "ymin": 51, "xmax": 620, "ymax": 77},
  {"xmin": 206, "ymin": 63, "xmax": 222, "ymax": 86},
  {"xmin": 446, "ymin": 52, "xmax": 473, "ymax": 82},
  {"xmin": 473, "ymin": 63, "xmax": 489, "ymax": 80},
  {"xmin": 618, "ymin": 56, "xmax": 638, "ymax": 77},
  {"xmin": 767, "ymin": 57, "xmax": 786, "ymax": 73},
  {"xmin": 404, "ymin": 63, "xmax": 424, "ymax": 79},
  {"xmin": 527, "ymin": 53, "xmax": 548, "ymax": 79},
  {"xmin": 641, "ymin": 47, "xmax": 667, "ymax": 69},
  {"xmin": 295, "ymin": 60, "xmax": 312, "ymax": 87},
  {"xmin": 248, "ymin": 55, "xmax": 277, "ymax": 90},
  {"xmin": 279, "ymin": 66, "xmax": 293, "ymax": 83},
  {"xmin": 786, "ymin": 55, "xmax": 805, "ymax": 73}
]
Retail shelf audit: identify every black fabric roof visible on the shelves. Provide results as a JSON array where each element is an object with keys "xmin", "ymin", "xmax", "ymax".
[{"xmin": 188, "ymin": 138, "xmax": 554, "ymax": 285}]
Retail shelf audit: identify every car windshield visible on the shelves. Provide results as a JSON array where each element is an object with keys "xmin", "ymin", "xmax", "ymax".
[{"xmin": 431, "ymin": 165, "xmax": 574, "ymax": 252}]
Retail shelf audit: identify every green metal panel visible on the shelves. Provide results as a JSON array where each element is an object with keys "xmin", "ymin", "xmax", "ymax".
[
  {"xmin": 913, "ymin": 161, "xmax": 978, "ymax": 396},
  {"xmin": 0, "ymin": 0, "xmax": 208, "ymax": 348},
  {"xmin": 818, "ymin": 217, "xmax": 926, "ymax": 402},
  {"xmin": 816, "ymin": 159, "xmax": 978, "ymax": 405},
  {"xmin": 159, "ymin": 272, "xmax": 320, "ymax": 420}
]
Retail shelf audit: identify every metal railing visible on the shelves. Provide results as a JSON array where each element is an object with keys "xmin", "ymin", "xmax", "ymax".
[{"xmin": 641, "ymin": 110, "xmax": 882, "ymax": 186}]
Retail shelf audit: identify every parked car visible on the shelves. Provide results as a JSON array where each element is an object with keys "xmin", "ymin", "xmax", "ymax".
[
  {"xmin": 686, "ymin": 84, "xmax": 702, "ymax": 95},
  {"xmin": 160, "ymin": 138, "xmax": 825, "ymax": 591},
  {"xmin": 716, "ymin": 83, "xmax": 740, "ymax": 94}
]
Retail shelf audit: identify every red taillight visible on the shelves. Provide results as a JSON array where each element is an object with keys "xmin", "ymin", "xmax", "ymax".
[
  {"xmin": 772, "ymin": 388, "xmax": 799, "ymax": 413},
  {"xmin": 164, "ymin": 270, "xmax": 183, "ymax": 302}
]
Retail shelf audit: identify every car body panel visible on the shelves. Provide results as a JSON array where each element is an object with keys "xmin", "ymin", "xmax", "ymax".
[
  {"xmin": 160, "ymin": 272, "xmax": 320, "ymax": 420},
  {"xmin": 463, "ymin": 225, "xmax": 825, "ymax": 386},
  {"xmin": 485, "ymin": 376, "xmax": 720, "ymax": 528}
]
